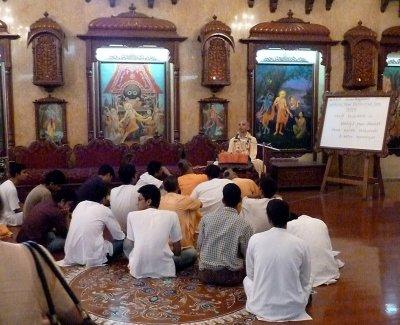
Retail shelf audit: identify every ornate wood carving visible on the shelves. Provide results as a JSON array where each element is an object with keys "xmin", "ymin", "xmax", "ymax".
[
  {"xmin": 248, "ymin": 0, "xmax": 334, "ymax": 13},
  {"xmin": 84, "ymin": 0, "xmax": 179, "ymax": 8},
  {"xmin": 77, "ymin": 4, "xmax": 186, "ymax": 142},
  {"xmin": 0, "ymin": 20, "xmax": 19, "ymax": 156},
  {"xmin": 240, "ymin": 10, "xmax": 339, "ymax": 156},
  {"xmin": 342, "ymin": 21, "xmax": 378, "ymax": 90},
  {"xmin": 28, "ymin": 12, "xmax": 65, "ymax": 92},
  {"xmin": 198, "ymin": 16, "xmax": 235, "ymax": 92}
]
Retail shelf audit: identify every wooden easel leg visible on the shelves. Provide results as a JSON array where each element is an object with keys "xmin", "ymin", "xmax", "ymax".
[
  {"xmin": 362, "ymin": 156, "xmax": 370, "ymax": 200},
  {"xmin": 321, "ymin": 154, "xmax": 333, "ymax": 193},
  {"xmin": 374, "ymin": 155, "xmax": 385, "ymax": 197},
  {"xmin": 338, "ymin": 154, "xmax": 343, "ymax": 189}
]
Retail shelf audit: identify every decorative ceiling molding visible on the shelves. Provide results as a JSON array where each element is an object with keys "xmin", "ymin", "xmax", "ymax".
[
  {"xmin": 381, "ymin": 0, "xmax": 400, "ymax": 16},
  {"xmin": 84, "ymin": 0, "xmax": 178, "ymax": 8},
  {"xmin": 248, "ymin": 0, "xmax": 334, "ymax": 14}
]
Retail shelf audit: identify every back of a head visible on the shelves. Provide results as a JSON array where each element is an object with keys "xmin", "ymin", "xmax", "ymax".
[
  {"xmin": 98, "ymin": 164, "xmax": 115, "ymax": 178},
  {"xmin": 222, "ymin": 168, "xmax": 237, "ymax": 180},
  {"xmin": 118, "ymin": 164, "xmax": 136, "ymax": 184},
  {"xmin": 52, "ymin": 188, "xmax": 77, "ymax": 205},
  {"xmin": 163, "ymin": 175, "xmax": 178, "ymax": 193},
  {"xmin": 223, "ymin": 183, "xmax": 242, "ymax": 208},
  {"xmin": 177, "ymin": 159, "xmax": 190, "ymax": 174},
  {"xmin": 9, "ymin": 162, "xmax": 26, "ymax": 178},
  {"xmin": 138, "ymin": 184, "xmax": 161, "ymax": 208},
  {"xmin": 205, "ymin": 164, "xmax": 220, "ymax": 180},
  {"xmin": 44, "ymin": 170, "xmax": 66, "ymax": 186},
  {"xmin": 267, "ymin": 199, "xmax": 289, "ymax": 228},
  {"xmin": 84, "ymin": 179, "xmax": 108, "ymax": 203},
  {"xmin": 259, "ymin": 175, "xmax": 278, "ymax": 198},
  {"xmin": 147, "ymin": 161, "xmax": 162, "ymax": 176}
]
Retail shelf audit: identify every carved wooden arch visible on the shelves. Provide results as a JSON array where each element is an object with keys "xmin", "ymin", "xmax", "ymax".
[
  {"xmin": 77, "ymin": 5, "xmax": 186, "ymax": 142},
  {"xmin": 0, "ymin": 20, "xmax": 19, "ymax": 156},
  {"xmin": 239, "ymin": 11, "xmax": 339, "ymax": 129}
]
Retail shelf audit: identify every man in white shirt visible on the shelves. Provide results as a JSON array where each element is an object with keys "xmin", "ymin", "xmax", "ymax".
[
  {"xmin": 0, "ymin": 162, "xmax": 27, "ymax": 226},
  {"xmin": 244, "ymin": 199, "xmax": 312, "ymax": 322},
  {"xmin": 135, "ymin": 160, "xmax": 171, "ymax": 189},
  {"xmin": 63, "ymin": 181, "xmax": 125, "ymax": 267},
  {"xmin": 110, "ymin": 164, "xmax": 139, "ymax": 233},
  {"xmin": 287, "ymin": 214, "xmax": 344, "ymax": 287},
  {"xmin": 124, "ymin": 184, "xmax": 197, "ymax": 278},
  {"xmin": 228, "ymin": 120, "xmax": 264, "ymax": 176},
  {"xmin": 191, "ymin": 164, "xmax": 232, "ymax": 216},
  {"xmin": 240, "ymin": 175, "xmax": 280, "ymax": 233}
]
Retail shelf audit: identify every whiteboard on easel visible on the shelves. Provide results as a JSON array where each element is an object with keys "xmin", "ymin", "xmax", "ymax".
[{"xmin": 319, "ymin": 95, "xmax": 394, "ymax": 152}]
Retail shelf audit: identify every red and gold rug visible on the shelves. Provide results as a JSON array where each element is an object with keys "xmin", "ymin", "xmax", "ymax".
[{"xmin": 63, "ymin": 260, "xmax": 256, "ymax": 324}]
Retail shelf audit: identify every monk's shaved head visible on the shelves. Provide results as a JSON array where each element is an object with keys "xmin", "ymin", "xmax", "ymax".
[{"xmin": 238, "ymin": 120, "xmax": 249, "ymax": 133}]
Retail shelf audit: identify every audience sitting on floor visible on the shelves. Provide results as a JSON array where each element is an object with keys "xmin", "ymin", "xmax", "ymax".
[
  {"xmin": 17, "ymin": 188, "xmax": 76, "ymax": 252},
  {"xmin": 287, "ymin": 213, "xmax": 344, "ymax": 287},
  {"xmin": 191, "ymin": 164, "xmax": 232, "ymax": 216},
  {"xmin": 222, "ymin": 168, "xmax": 260, "ymax": 198},
  {"xmin": 197, "ymin": 183, "xmax": 253, "ymax": 286},
  {"xmin": 240, "ymin": 175, "xmax": 281, "ymax": 233},
  {"xmin": 0, "ymin": 162, "xmax": 27, "ymax": 226},
  {"xmin": 135, "ymin": 160, "xmax": 171, "ymax": 189},
  {"xmin": 124, "ymin": 184, "xmax": 197, "ymax": 278},
  {"xmin": 159, "ymin": 176, "xmax": 202, "ymax": 248},
  {"xmin": 110, "ymin": 163, "xmax": 139, "ymax": 233},
  {"xmin": 63, "ymin": 180, "xmax": 125, "ymax": 267},
  {"xmin": 23, "ymin": 169, "xmax": 67, "ymax": 220},
  {"xmin": 177, "ymin": 159, "xmax": 207, "ymax": 196},
  {"xmin": 76, "ymin": 164, "xmax": 115, "ymax": 203},
  {"xmin": 244, "ymin": 199, "xmax": 312, "ymax": 322}
]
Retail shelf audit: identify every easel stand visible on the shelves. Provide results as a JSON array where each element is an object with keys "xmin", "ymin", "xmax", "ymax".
[{"xmin": 320, "ymin": 153, "xmax": 384, "ymax": 200}]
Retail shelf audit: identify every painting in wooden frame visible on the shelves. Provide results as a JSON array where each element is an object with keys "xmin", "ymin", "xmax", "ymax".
[
  {"xmin": 254, "ymin": 62, "xmax": 315, "ymax": 152},
  {"xmin": 199, "ymin": 96, "xmax": 228, "ymax": 142},
  {"xmin": 34, "ymin": 95, "xmax": 67, "ymax": 145}
]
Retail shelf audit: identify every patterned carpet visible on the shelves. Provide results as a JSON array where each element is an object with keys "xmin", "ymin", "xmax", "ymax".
[{"xmin": 63, "ymin": 260, "xmax": 257, "ymax": 324}]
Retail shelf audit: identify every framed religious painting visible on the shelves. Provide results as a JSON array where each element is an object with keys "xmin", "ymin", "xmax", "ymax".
[
  {"xmin": 254, "ymin": 62, "xmax": 315, "ymax": 152},
  {"xmin": 98, "ymin": 62, "xmax": 167, "ymax": 145},
  {"xmin": 199, "ymin": 96, "xmax": 228, "ymax": 141},
  {"xmin": 34, "ymin": 96, "xmax": 67, "ymax": 144}
]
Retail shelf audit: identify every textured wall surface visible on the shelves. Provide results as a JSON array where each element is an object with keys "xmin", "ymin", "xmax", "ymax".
[{"xmin": 1, "ymin": 0, "xmax": 399, "ymax": 177}]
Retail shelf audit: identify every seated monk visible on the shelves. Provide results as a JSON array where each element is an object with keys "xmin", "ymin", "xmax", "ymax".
[
  {"xmin": 222, "ymin": 169, "xmax": 260, "ymax": 198},
  {"xmin": 177, "ymin": 160, "xmax": 207, "ymax": 196},
  {"xmin": 228, "ymin": 120, "xmax": 264, "ymax": 177}
]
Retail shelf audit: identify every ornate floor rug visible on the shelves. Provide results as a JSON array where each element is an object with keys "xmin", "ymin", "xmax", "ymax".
[{"xmin": 62, "ymin": 260, "xmax": 257, "ymax": 324}]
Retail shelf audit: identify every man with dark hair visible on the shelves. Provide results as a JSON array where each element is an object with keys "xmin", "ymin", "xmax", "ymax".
[
  {"xmin": 177, "ymin": 159, "xmax": 207, "ymax": 195},
  {"xmin": 191, "ymin": 164, "xmax": 232, "ymax": 216},
  {"xmin": 110, "ymin": 164, "xmax": 139, "ymax": 232},
  {"xmin": 124, "ymin": 184, "xmax": 196, "ymax": 278},
  {"xmin": 17, "ymin": 188, "xmax": 76, "ymax": 252},
  {"xmin": 160, "ymin": 176, "xmax": 202, "ymax": 248},
  {"xmin": 63, "ymin": 180, "xmax": 125, "ymax": 267},
  {"xmin": 136, "ymin": 160, "xmax": 171, "ymax": 189},
  {"xmin": 0, "ymin": 162, "xmax": 27, "ymax": 225},
  {"xmin": 76, "ymin": 164, "xmax": 115, "ymax": 202},
  {"xmin": 23, "ymin": 169, "xmax": 66, "ymax": 221},
  {"xmin": 244, "ymin": 199, "xmax": 312, "ymax": 322},
  {"xmin": 240, "ymin": 175, "xmax": 281, "ymax": 233},
  {"xmin": 197, "ymin": 183, "xmax": 253, "ymax": 286}
]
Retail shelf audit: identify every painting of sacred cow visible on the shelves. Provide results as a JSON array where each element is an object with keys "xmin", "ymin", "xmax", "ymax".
[
  {"xmin": 99, "ymin": 63, "xmax": 166, "ymax": 145},
  {"xmin": 254, "ymin": 63, "xmax": 315, "ymax": 152}
]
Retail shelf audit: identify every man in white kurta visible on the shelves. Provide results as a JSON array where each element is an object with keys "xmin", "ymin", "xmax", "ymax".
[
  {"xmin": 0, "ymin": 162, "xmax": 27, "ymax": 226},
  {"xmin": 287, "ymin": 214, "xmax": 344, "ymax": 287},
  {"xmin": 190, "ymin": 164, "xmax": 232, "ymax": 216},
  {"xmin": 63, "ymin": 200, "xmax": 125, "ymax": 267},
  {"xmin": 244, "ymin": 199, "xmax": 312, "ymax": 322},
  {"xmin": 240, "ymin": 175, "xmax": 280, "ymax": 233},
  {"xmin": 110, "ymin": 164, "xmax": 139, "ymax": 233},
  {"xmin": 135, "ymin": 161, "xmax": 171, "ymax": 189},
  {"xmin": 228, "ymin": 120, "xmax": 264, "ymax": 176}
]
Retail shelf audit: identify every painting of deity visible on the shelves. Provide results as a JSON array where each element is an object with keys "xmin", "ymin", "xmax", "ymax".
[
  {"xmin": 99, "ymin": 63, "xmax": 166, "ymax": 145},
  {"xmin": 200, "ymin": 98, "xmax": 228, "ymax": 141},
  {"xmin": 35, "ymin": 97, "xmax": 67, "ymax": 145},
  {"xmin": 383, "ymin": 65, "xmax": 400, "ymax": 154},
  {"xmin": 254, "ymin": 63, "xmax": 315, "ymax": 152}
]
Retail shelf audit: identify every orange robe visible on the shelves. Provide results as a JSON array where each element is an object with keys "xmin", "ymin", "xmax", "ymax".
[
  {"xmin": 178, "ymin": 173, "xmax": 208, "ymax": 196},
  {"xmin": 232, "ymin": 177, "xmax": 261, "ymax": 198}
]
